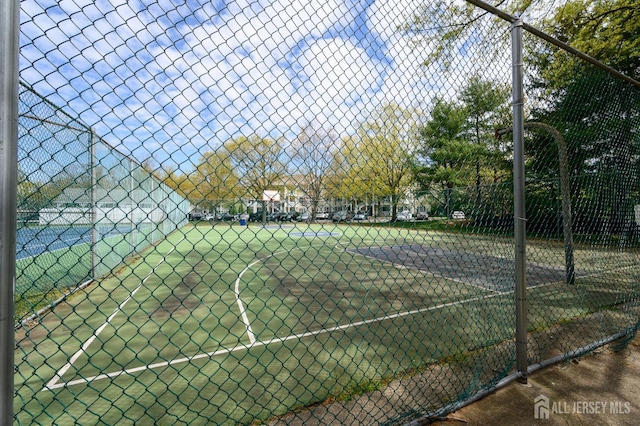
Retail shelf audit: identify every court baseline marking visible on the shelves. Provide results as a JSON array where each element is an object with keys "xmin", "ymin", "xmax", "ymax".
[{"xmin": 43, "ymin": 236, "xmax": 186, "ymax": 391}]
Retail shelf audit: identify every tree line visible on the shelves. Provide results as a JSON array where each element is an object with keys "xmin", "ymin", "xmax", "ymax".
[{"xmin": 158, "ymin": 0, "xmax": 637, "ymax": 235}]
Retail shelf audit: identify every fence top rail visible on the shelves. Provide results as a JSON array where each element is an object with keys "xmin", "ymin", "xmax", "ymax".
[
  {"xmin": 18, "ymin": 81, "xmax": 93, "ymax": 132},
  {"xmin": 465, "ymin": 0, "xmax": 640, "ymax": 89},
  {"xmin": 19, "ymin": 81, "xmax": 161, "ymax": 180}
]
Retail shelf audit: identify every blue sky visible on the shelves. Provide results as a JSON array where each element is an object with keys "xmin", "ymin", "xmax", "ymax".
[{"xmin": 19, "ymin": 0, "xmax": 511, "ymax": 173}]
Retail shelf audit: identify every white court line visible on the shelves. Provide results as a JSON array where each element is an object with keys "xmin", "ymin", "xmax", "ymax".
[
  {"xmin": 234, "ymin": 249, "xmax": 297, "ymax": 345},
  {"xmin": 578, "ymin": 263, "xmax": 639, "ymax": 279},
  {"xmin": 17, "ymin": 240, "xmax": 92, "ymax": 261},
  {"xmin": 235, "ymin": 262, "xmax": 258, "ymax": 344},
  {"xmin": 23, "ymin": 235, "xmax": 91, "ymax": 249},
  {"xmin": 44, "ymin": 292, "xmax": 504, "ymax": 390},
  {"xmin": 42, "ymin": 238, "xmax": 184, "ymax": 391}
]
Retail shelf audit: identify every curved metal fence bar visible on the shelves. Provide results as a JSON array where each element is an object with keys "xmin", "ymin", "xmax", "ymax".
[{"xmin": 7, "ymin": 0, "xmax": 640, "ymax": 424}]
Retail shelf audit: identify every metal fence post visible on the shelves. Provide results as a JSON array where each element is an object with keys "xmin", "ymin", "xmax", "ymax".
[
  {"xmin": 0, "ymin": 0, "xmax": 19, "ymax": 422},
  {"xmin": 511, "ymin": 18, "xmax": 528, "ymax": 383},
  {"xmin": 129, "ymin": 157, "xmax": 135, "ymax": 249},
  {"xmin": 91, "ymin": 130, "xmax": 98, "ymax": 280}
]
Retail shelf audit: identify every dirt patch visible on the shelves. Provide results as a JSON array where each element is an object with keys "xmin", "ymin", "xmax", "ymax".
[
  {"xmin": 150, "ymin": 271, "xmax": 203, "ymax": 319},
  {"xmin": 267, "ymin": 256, "xmax": 438, "ymax": 313}
]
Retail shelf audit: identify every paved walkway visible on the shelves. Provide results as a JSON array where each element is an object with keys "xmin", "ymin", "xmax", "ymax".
[{"xmin": 431, "ymin": 333, "xmax": 640, "ymax": 425}]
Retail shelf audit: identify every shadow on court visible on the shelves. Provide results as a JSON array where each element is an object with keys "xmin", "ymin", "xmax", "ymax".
[{"xmin": 350, "ymin": 244, "xmax": 576, "ymax": 293}]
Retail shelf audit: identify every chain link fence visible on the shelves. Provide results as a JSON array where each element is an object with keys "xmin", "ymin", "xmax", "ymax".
[
  {"xmin": 4, "ymin": 0, "xmax": 639, "ymax": 424},
  {"xmin": 521, "ymin": 32, "xmax": 640, "ymax": 369},
  {"xmin": 16, "ymin": 82, "xmax": 190, "ymax": 327}
]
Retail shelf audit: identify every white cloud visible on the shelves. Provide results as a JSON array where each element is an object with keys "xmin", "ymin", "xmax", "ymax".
[
  {"xmin": 19, "ymin": 0, "xmax": 515, "ymax": 171},
  {"xmin": 21, "ymin": 0, "xmax": 376, "ymax": 164},
  {"xmin": 292, "ymin": 38, "xmax": 382, "ymax": 131}
]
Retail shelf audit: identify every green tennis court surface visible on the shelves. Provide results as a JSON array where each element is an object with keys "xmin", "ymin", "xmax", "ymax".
[{"xmin": 15, "ymin": 223, "xmax": 636, "ymax": 424}]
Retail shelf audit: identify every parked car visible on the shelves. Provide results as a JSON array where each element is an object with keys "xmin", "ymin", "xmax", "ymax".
[
  {"xmin": 205, "ymin": 213, "xmax": 217, "ymax": 221},
  {"xmin": 316, "ymin": 212, "xmax": 330, "ymax": 220},
  {"xmin": 452, "ymin": 211, "xmax": 466, "ymax": 220},
  {"xmin": 415, "ymin": 211, "xmax": 430, "ymax": 221},
  {"xmin": 221, "ymin": 213, "xmax": 237, "ymax": 222},
  {"xmin": 188, "ymin": 209, "xmax": 203, "ymax": 221},
  {"xmin": 352, "ymin": 212, "xmax": 368, "ymax": 221},
  {"xmin": 332, "ymin": 211, "xmax": 353, "ymax": 222},
  {"xmin": 396, "ymin": 211, "xmax": 412, "ymax": 221},
  {"xmin": 249, "ymin": 211, "xmax": 265, "ymax": 222},
  {"xmin": 280, "ymin": 211, "xmax": 299, "ymax": 222},
  {"xmin": 295, "ymin": 212, "xmax": 310, "ymax": 222},
  {"xmin": 267, "ymin": 211, "xmax": 284, "ymax": 221}
]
